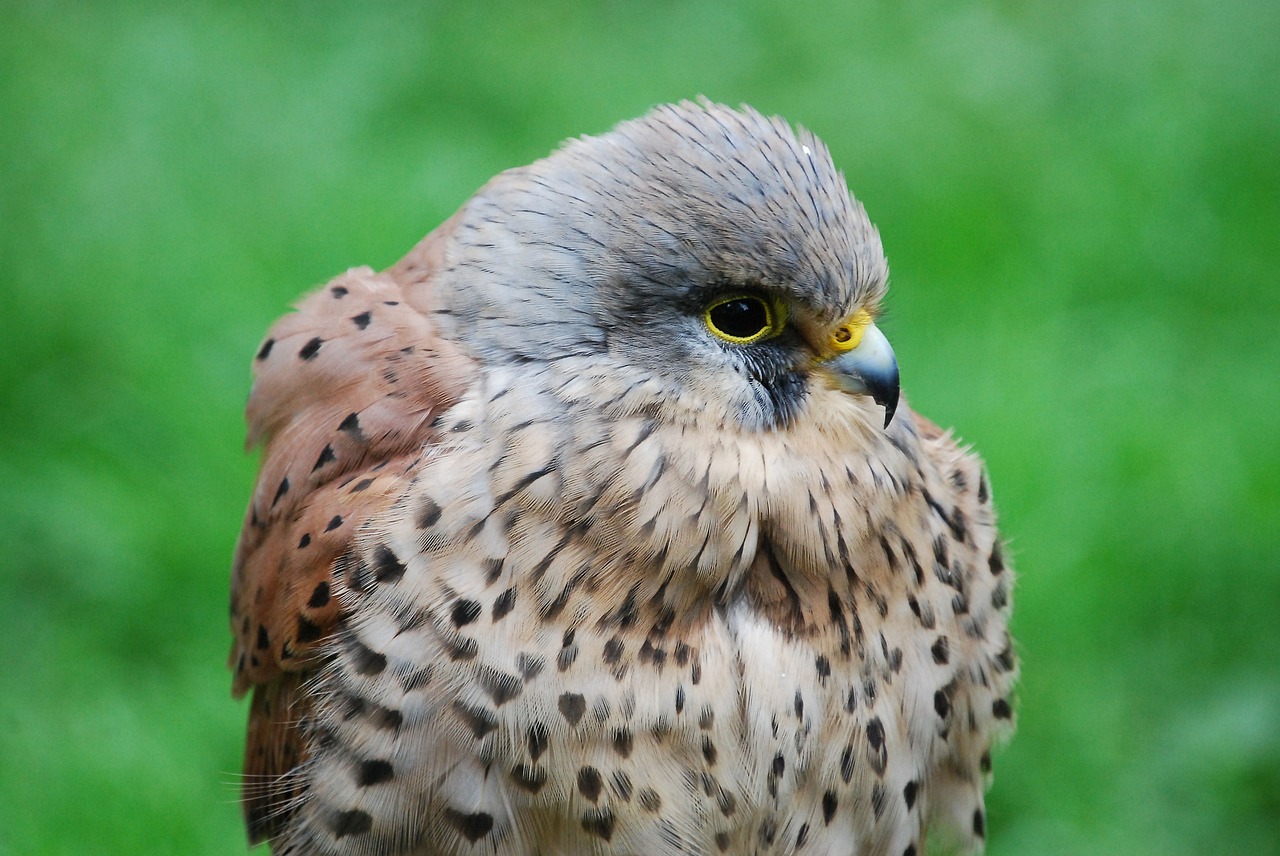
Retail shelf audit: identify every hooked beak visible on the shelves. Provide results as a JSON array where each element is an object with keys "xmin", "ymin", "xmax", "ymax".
[{"xmin": 828, "ymin": 322, "xmax": 900, "ymax": 427}]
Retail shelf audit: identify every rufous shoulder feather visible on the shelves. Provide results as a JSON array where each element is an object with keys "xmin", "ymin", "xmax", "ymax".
[{"xmin": 228, "ymin": 224, "xmax": 473, "ymax": 840}]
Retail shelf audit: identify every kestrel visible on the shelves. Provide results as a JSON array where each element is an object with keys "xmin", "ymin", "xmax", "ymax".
[{"xmin": 229, "ymin": 101, "xmax": 1016, "ymax": 856}]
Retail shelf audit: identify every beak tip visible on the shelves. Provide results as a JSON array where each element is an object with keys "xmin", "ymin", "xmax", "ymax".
[{"xmin": 877, "ymin": 381, "xmax": 900, "ymax": 428}]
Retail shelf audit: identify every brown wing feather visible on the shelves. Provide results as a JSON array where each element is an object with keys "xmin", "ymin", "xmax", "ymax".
[{"xmin": 228, "ymin": 223, "xmax": 472, "ymax": 842}]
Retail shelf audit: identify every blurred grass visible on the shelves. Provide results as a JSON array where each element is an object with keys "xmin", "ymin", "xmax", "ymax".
[{"xmin": 1, "ymin": 1, "xmax": 1277, "ymax": 853}]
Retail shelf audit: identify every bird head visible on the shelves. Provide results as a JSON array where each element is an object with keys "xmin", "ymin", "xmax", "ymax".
[{"xmin": 437, "ymin": 101, "xmax": 900, "ymax": 434}]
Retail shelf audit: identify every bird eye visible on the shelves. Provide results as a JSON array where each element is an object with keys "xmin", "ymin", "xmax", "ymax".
[{"xmin": 704, "ymin": 295, "xmax": 776, "ymax": 345}]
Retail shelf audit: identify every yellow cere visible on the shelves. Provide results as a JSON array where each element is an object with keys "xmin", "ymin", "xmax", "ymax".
[{"xmin": 829, "ymin": 309, "xmax": 873, "ymax": 353}]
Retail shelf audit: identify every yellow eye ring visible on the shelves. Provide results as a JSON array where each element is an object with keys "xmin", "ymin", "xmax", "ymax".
[
  {"xmin": 830, "ymin": 309, "xmax": 873, "ymax": 353},
  {"xmin": 704, "ymin": 295, "xmax": 781, "ymax": 345}
]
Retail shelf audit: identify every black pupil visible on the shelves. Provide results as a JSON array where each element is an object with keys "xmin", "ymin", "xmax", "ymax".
[{"xmin": 710, "ymin": 298, "xmax": 769, "ymax": 339}]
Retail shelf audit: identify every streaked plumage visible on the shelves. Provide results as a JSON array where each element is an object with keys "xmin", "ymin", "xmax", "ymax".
[{"xmin": 229, "ymin": 101, "xmax": 1016, "ymax": 855}]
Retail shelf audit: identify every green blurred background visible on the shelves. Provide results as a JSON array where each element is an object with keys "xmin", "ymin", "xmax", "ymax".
[{"xmin": 2, "ymin": 1, "xmax": 1276, "ymax": 853}]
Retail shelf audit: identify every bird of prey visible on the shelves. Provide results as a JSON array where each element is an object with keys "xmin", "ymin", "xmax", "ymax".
[{"xmin": 229, "ymin": 101, "xmax": 1016, "ymax": 856}]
